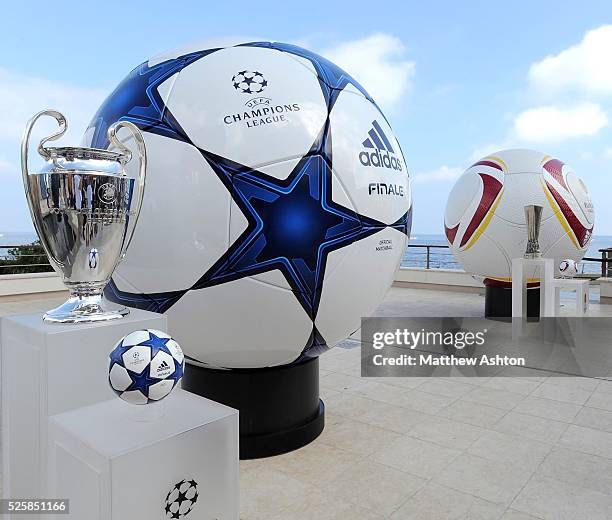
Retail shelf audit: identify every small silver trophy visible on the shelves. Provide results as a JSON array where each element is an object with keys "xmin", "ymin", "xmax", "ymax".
[
  {"xmin": 524, "ymin": 204, "xmax": 543, "ymax": 259},
  {"xmin": 21, "ymin": 110, "xmax": 147, "ymax": 323}
]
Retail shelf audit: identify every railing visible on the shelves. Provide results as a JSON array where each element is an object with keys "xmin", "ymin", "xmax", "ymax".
[
  {"xmin": 405, "ymin": 243, "xmax": 612, "ymax": 276},
  {"xmin": 0, "ymin": 244, "xmax": 53, "ymax": 274},
  {"xmin": 599, "ymin": 248, "xmax": 612, "ymax": 277},
  {"xmin": 405, "ymin": 244, "xmax": 458, "ymax": 270},
  {"xmin": 0, "ymin": 242, "xmax": 611, "ymax": 276}
]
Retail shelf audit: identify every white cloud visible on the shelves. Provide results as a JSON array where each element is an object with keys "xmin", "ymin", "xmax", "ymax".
[
  {"xmin": 513, "ymin": 103, "xmax": 608, "ymax": 143},
  {"xmin": 470, "ymin": 143, "xmax": 506, "ymax": 161},
  {"xmin": 413, "ymin": 165, "xmax": 462, "ymax": 183},
  {"xmin": 529, "ymin": 25, "xmax": 612, "ymax": 96},
  {"xmin": 0, "ymin": 68, "xmax": 107, "ymax": 146},
  {"xmin": 321, "ymin": 34, "xmax": 415, "ymax": 107}
]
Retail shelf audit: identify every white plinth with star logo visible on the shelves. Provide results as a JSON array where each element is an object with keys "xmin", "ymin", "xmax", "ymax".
[
  {"xmin": 1, "ymin": 309, "xmax": 166, "ymax": 513},
  {"xmin": 47, "ymin": 389, "xmax": 239, "ymax": 519}
]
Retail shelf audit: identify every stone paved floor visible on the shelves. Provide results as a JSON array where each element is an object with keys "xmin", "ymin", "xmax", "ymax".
[{"xmin": 2, "ymin": 287, "xmax": 612, "ymax": 519}]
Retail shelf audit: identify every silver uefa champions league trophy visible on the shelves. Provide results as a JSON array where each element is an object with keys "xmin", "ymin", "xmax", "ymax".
[
  {"xmin": 21, "ymin": 110, "xmax": 147, "ymax": 323},
  {"xmin": 524, "ymin": 204, "xmax": 543, "ymax": 259}
]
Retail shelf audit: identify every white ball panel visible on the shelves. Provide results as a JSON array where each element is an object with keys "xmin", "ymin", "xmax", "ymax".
[
  {"xmin": 316, "ymin": 227, "xmax": 406, "ymax": 345},
  {"xmin": 109, "ymin": 363, "xmax": 132, "ymax": 392},
  {"xmin": 150, "ymin": 351, "xmax": 176, "ymax": 379},
  {"xmin": 451, "ymin": 230, "xmax": 509, "ymax": 281},
  {"xmin": 493, "ymin": 174, "xmax": 554, "ymax": 225},
  {"xmin": 444, "ymin": 171, "xmax": 482, "ymax": 227},
  {"xmin": 165, "ymin": 46, "xmax": 327, "ymax": 167},
  {"xmin": 122, "ymin": 345, "xmax": 151, "ymax": 374},
  {"xmin": 121, "ymin": 329, "xmax": 150, "ymax": 347},
  {"xmin": 115, "ymin": 132, "xmax": 231, "ymax": 293},
  {"xmin": 168, "ymin": 275, "xmax": 312, "ymax": 368},
  {"xmin": 166, "ymin": 339, "xmax": 184, "ymax": 364},
  {"xmin": 329, "ymin": 89, "xmax": 409, "ymax": 224},
  {"xmin": 565, "ymin": 172, "xmax": 595, "ymax": 227},
  {"xmin": 148, "ymin": 379, "xmax": 175, "ymax": 401},
  {"xmin": 492, "ymin": 149, "xmax": 546, "ymax": 173}
]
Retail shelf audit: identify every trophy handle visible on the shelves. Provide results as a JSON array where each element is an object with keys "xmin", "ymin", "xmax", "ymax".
[
  {"xmin": 21, "ymin": 110, "xmax": 68, "ymax": 269},
  {"xmin": 107, "ymin": 121, "xmax": 147, "ymax": 260}
]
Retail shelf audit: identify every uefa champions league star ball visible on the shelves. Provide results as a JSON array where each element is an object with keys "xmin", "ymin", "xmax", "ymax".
[
  {"xmin": 85, "ymin": 41, "xmax": 412, "ymax": 369},
  {"xmin": 444, "ymin": 149, "xmax": 594, "ymax": 286},
  {"xmin": 559, "ymin": 259, "xmax": 579, "ymax": 278},
  {"xmin": 108, "ymin": 329, "xmax": 185, "ymax": 404}
]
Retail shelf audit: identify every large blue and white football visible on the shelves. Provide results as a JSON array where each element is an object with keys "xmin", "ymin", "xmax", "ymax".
[
  {"xmin": 86, "ymin": 40, "xmax": 412, "ymax": 369},
  {"xmin": 108, "ymin": 329, "xmax": 185, "ymax": 405}
]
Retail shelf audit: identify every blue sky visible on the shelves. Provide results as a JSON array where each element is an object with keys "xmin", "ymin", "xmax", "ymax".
[{"xmin": 2, "ymin": 0, "xmax": 612, "ymax": 234}]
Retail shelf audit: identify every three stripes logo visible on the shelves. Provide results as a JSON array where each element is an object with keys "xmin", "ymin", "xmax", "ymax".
[
  {"xmin": 359, "ymin": 120, "xmax": 403, "ymax": 172},
  {"xmin": 156, "ymin": 359, "xmax": 172, "ymax": 377}
]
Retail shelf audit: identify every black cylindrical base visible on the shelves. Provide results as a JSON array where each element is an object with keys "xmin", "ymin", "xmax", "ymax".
[
  {"xmin": 485, "ymin": 285, "xmax": 540, "ymax": 318},
  {"xmin": 182, "ymin": 356, "xmax": 324, "ymax": 459}
]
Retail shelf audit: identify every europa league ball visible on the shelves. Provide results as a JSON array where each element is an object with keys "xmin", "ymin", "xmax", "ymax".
[
  {"xmin": 108, "ymin": 329, "xmax": 185, "ymax": 404},
  {"xmin": 85, "ymin": 41, "xmax": 412, "ymax": 369},
  {"xmin": 559, "ymin": 259, "xmax": 579, "ymax": 278},
  {"xmin": 444, "ymin": 149, "xmax": 594, "ymax": 286}
]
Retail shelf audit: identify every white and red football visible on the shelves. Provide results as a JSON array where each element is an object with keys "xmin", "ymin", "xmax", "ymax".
[{"xmin": 444, "ymin": 149, "xmax": 594, "ymax": 286}]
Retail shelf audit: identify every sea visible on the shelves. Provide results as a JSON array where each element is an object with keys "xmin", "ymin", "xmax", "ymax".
[
  {"xmin": 1, "ymin": 231, "xmax": 610, "ymax": 275},
  {"xmin": 405, "ymin": 234, "xmax": 612, "ymax": 274}
]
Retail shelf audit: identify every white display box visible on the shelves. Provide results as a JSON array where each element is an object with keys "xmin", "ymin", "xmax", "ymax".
[
  {"xmin": 48, "ymin": 390, "xmax": 239, "ymax": 520},
  {"xmin": 1, "ymin": 309, "xmax": 166, "ymax": 500}
]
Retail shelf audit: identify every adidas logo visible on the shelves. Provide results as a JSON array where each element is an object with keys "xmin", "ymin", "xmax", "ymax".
[
  {"xmin": 157, "ymin": 360, "xmax": 170, "ymax": 372},
  {"xmin": 358, "ymin": 120, "xmax": 402, "ymax": 172}
]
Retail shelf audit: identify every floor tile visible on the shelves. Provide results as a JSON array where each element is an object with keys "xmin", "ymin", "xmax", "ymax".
[
  {"xmin": 390, "ymin": 481, "xmax": 506, "ymax": 520},
  {"xmin": 462, "ymin": 386, "xmax": 525, "ymax": 411},
  {"xmin": 493, "ymin": 411, "xmax": 568, "ymax": 444},
  {"xmin": 467, "ymin": 430, "xmax": 552, "ymax": 470},
  {"xmin": 268, "ymin": 488, "xmax": 385, "ymax": 520},
  {"xmin": 434, "ymin": 453, "xmax": 534, "ymax": 506},
  {"xmin": 512, "ymin": 474, "xmax": 612, "ymax": 520},
  {"xmin": 500, "ymin": 511, "xmax": 541, "ymax": 520},
  {"xmin": 319, "ymin": 413, "xmax": 402, "ymax": 457},
  {"xmin": 265, "ymin": 440, "xmax": 362, "ymax": 487},
  {"xmin": 585, "ymin": 391, "xmax": 612, "ymax": 412},
  {"xmin": 437, "ymin": 398, "xmax": 508, "ymax": 428},
  {"xmin": 537, "ymin": 447, "xmax": 612, "ymax": 496},
  {"xmin": 359, "ymin": 401, "xmax": 429, "ymax": 434},
  {"xmin": 407, "ymin": 415, "xmax": 485, "ymax": 450},
  {"xmin": 330, "ymin": 459, "xmax": 425, "ymax": 516},
  {"xmin": 387, "ymin": 388, "xmax": 458, "ymax": 414},
  {"xmin": 573, "ymin": 406, "xmax": 612, "ymax": 434},
  {"xmin": 371, "ymin": 435, "xmax": 461, "ymax": 479},
  {"xmin": 482, "ymin": 377, "xmax": 541, "ymax": 396},
  {"xmin": 415, "ymin": 378, "xmax": 475, "ymax": 399},
  {"xmin": 557, "ymin": 424, "xmax": 612, "ymax": 459},
  {"xmin": 240, "ymin": 465, "xmax": 314, "ymax": 519},
  {"xmin": 531, "ymin": 380, "xmax": 593, "ymax": 406},
  {"xmin": 513, "ymin": 396, "xmax": 581, "ymax": 423}
]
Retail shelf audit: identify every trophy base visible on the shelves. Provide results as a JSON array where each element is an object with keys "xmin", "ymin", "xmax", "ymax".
[{"xmin": 43, "ymin": 295, "xmax": 129, "ymax": 324}]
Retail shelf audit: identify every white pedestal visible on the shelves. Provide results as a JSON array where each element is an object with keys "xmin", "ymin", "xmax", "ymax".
[
  {"xmin": 552, "ymin": 278, "xmax": 590, "ymax": 316},
  {"xmin": 1, "ymin": 309, "xmax": 166, "ymax": 500},
  {"xmin": 511, "ymin": 258, "xmax": 555, "ymax": 318},
  {"xmin": 48, "ymin": 390, "xmax": 239, "ymax": 520}
]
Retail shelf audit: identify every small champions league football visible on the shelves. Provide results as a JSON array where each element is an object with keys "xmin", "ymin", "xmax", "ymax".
[
  {"xmin": 84, "ymin": 41, "xmax": 412, "ymax": 369},
  {"xmin": 444, "ymin": 149, "xmax": 594, "ymax": 286},
  {"xmin": 108, "ymin": 329, "xmax": 185, "ymax": 404}
]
